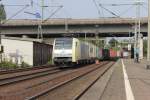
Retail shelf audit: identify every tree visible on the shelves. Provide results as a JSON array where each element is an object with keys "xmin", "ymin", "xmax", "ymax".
[
  {"xmin": 0, "ymin": 4, "xmax": 6, "ymax": 21},
  {"xmin": 109, "ymin": 38, "xmax": 118, "ymax": 48}
]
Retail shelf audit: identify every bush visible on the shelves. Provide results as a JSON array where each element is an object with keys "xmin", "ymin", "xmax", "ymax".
[
  {"xmin": 0, "ymin": 61, "xmax": 18, "ymax": 69},
  {"xmin": 21, "ymin": 62, "xmax": 30, "ymax": 68},
  {"xmin": 47, "ymin": 59, "xmax": 53, "ymax": 65}
]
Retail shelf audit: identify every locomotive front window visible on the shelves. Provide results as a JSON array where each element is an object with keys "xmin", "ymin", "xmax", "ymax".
[{"xmin": 55, "ymin": 39, "xmax": 72, "ymax": 49}]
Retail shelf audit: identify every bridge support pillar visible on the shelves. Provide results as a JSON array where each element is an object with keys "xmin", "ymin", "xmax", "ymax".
[
  {"xmin": 139, "ymin": 34, "xmax": 143, "ymax": 59},
  {"xmin": 134, "ymin": 33, "xmax": 143, "ymax": 60}
]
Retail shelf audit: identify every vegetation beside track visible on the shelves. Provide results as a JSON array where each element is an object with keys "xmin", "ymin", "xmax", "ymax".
[{"xmin": 0, "ymin": 61, "xmax": 30, "ymax": 70}]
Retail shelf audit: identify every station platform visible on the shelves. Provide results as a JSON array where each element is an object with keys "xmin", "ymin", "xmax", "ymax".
[{"xmin": 79, "ymin": 59, "xmax": 150, "ymax": 100}]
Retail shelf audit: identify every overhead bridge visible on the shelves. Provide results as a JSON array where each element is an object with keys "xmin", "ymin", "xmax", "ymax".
[{"xmin": 1, "ymin": 17, "xmax": 148, "ymax": 38}]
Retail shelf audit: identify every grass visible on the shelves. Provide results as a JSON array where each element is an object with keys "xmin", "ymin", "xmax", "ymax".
[{"xmin": 0, "ymin": 61, "xmax": 31, "ymax": 70}]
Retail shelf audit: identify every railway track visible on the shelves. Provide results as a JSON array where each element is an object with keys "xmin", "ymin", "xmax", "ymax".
[
  {"xmin": 0, "ymin": 61, "xmax": 115, "ymax": 100},
  {"xmin": 0, "ymin": 64, "xmax": 55, "ymax": 75},
  {"xmin": 74, "ymin": 62, "xmax": 115, "ymax": 100},
  {"xmin": 0, "ymin": 67, "xmax": 61, "ymax": 86},
  {"xmin": 0, "ymin": 67, "xmax": 58, "ymax": 81},
  {"xmin": 0, "ymin": 64, "xmax": 83, "ymax": 100},
  {"xmin": 27, "ymin": 61, "xmax": 114, "ymax": 100}
]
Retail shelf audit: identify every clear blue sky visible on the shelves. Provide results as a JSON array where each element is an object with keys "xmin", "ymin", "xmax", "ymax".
[{"xmin": 1, "ymin": 0, "xmax": 148, "ymax": 19}]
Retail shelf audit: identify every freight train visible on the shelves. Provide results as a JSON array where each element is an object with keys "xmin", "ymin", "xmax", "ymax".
[
  {"xmin": 52, "ymin": 38, "xmax": 101, "ymax": 67},
  {"xmin": 52, "ymin": 37, "xmax": 118, "ymax": 67}
]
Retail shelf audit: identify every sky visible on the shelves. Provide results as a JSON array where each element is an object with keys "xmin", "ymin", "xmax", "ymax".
[{"xmin": 0, "ymin": 0, "xmax": 148, "ymax": 19}]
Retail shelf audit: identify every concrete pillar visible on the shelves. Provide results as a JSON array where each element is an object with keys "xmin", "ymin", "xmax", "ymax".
[
  {"xmin": 134, "ymin": 33, "xmax": 143, "ymax": 60},
  {"xmin": 139, "ymin": 34, "xmax": 143, "ymax": 59},
  {"xmin": 147, "ymin": 0, "xmax": 150, "ymax": 60}
]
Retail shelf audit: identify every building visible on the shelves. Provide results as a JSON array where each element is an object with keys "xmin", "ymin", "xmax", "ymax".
[{"xmin": 1, "ymin": 37, "xmax": 53, "ymax": 66}]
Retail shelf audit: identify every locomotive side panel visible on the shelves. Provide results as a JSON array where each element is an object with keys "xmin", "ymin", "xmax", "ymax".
[{"xmin": 72, "ymin": 38, "xmax": 80, "ymax": 63}]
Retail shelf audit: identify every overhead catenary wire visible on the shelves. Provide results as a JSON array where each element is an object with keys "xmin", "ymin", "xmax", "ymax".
[
  {"xmin": 97, "ymin": 0, "xmax": 105, "ymax": 17},
  {"xmin": 98, "ymin": 2, "xmax": 146, "ymax": 18},
  {"xmin": 29, "ymin": 0, "xmax": 63, "ymax": 19},
  {"xmin": 98, "ymin": 3, "xmax": 145, "ymax": 6},
  {"xmin": 3, "ymin": 4, "xmax": 30, "ymax": 7},
  {"xmin": 61, "ymin": 7, "xmax": 72, "ymax": 19},
  {"xmin": 92, "ymin": 0, "xmax": 101, "ymax": 18},
  {"xmin": 29, "ymin": 0, "xmax": 59, "ymax": 18},
  {"xmin": 141, "ymin": 4, "xmax": 148, "ymax": 11},
  {"xmin": 137, "ymin": 5, "xmax": 148, "ymax": 18},
  {"xmin": 26, "ymin": 0, "xmax": 63, "ymax": 39},
  {"xmin": 96, "ymin": 2, "xmax": 146, "ymax": 39},
  {"xmin": 0, "ymin": 3, "xmax": 29, "ymax": 62},
  {"xmin": 119, "ymin": 5, "xmax": 135, "ymax": 17},
  {"xmin": 99, "ymin": 4, "xmax": 120, "ymax": 17},
  {"xmin": 43, "ymin": 5, "xmax": 63, "ymax": 23},
  {"xmin": 30, "ymin": 1, "xmax": 63, "ymax": 11},
  {"xmin": 1, "ymin": 4, "xmax": 29, "ymax": 24}
]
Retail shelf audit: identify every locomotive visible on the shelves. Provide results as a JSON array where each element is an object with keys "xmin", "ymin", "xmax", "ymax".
[{"xmin": 52, "ymin": 38, "xmax": 100, "ymax": 67}]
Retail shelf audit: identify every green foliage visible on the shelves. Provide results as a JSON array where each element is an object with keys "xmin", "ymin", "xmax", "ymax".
[
  {"xmin": 0, "ymin": 4, "xmax": 6, "ymax": 21},
  {"xmin": 109, "ymin": 38, "xmax": 118, "ymax": 47},
  {"xmin": 47, "ymin": 59, "xmax": 53, "ymax": 64},
  {"xmin": 0, "ymin": 61, "xmax": 18, "ymax": 69},
  {"xmin": 21, "ymin": 61, "xmax": 30, "ymax": 68},
  {"xmin": 104, "ymin": 44, "xmax": 111, "ymax": 49},
  {"xmin": 0, "ymin": 61, "xmax": 31, "ymax": 70},
  {"xmin": 112, "ymin": 47, "xmax": 120, "ymax": 51}
]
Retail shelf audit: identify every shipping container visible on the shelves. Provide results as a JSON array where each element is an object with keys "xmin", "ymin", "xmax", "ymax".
[
  {"xmin": 80, "ymin": 42, "xmax": 89, "ymax": 60},
  {"xmin": 98, "ymin": 48, "xmax": 102, "ymax": 59},
  {"xmin": 109, "ymin": 49, "xmax": 117, "ymax": 58},
  {"xmin": 102, "ymin": 49, "xmax": 110, "ymax": 60},
  {"xmin": 117, "ymin": 51, "xmax": 121, "ymax": 57},
  {"xmin": 89, "ymin": 43, "xmax": 94, "ymax": 58}
]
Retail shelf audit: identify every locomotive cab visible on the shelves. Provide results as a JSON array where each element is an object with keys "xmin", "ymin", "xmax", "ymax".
[{"xmin": 53, "ymin": 38, "xmax": 73, "ymax": 66}]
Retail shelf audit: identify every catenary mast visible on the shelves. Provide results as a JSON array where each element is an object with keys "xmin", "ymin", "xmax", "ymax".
[{"xmin": 147, "ymin": 0, "xmax": 150, "ymax": 60}]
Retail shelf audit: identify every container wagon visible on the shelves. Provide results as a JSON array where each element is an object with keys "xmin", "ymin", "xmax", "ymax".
[{"xmin": 101, "ymin": 49, "xmax": 110, "ymax": 60}]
